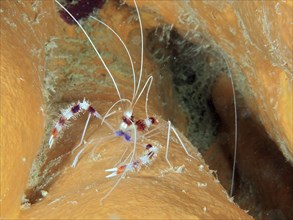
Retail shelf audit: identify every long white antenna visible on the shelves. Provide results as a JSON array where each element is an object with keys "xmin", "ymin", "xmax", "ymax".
[
  {"xmin": 55, "ymin": 0, "xmax": 121, "ymax": 100},
  {"xmin": 165, "ymin": 121, "xmax": 196, "ymax": 168},
  {"xmin": 132, "ymin": 76, "xmax": 153, "ymax": 118},
  {"xmin": 90, "ymin": 16, "xmax": 136, "ymax": 103},
  {"xmin": 224, "ymin": 57, "xmax": 238, "ymax": 197},
  {"xmin": 133, "ymin": 0, "xmax": 144, "ymax": 100}
]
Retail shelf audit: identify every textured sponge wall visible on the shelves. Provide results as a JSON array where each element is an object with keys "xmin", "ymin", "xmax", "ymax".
[
  {"xmin": 1, "ymin": 0, "xmax": 291, "ymax": 219},
  {"xmin": 0, "ymin": 1, "xmax": 50, "ymax": 217}
]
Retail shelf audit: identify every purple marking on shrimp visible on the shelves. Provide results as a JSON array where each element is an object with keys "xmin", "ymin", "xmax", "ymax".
[
  {"xmin": 115, "ymin": 131, "xmax": 131, "ymax": 141},
  {"xmin": 58, "ymin": 0, "xmax": 106, "ymax": 25},
  {"xmin": 58, "ymin": 116, "xmax": 66, "ymax": 126},
  {"xmin": 71, "ymin": 104, "xmax": 80, "ymax": 113},
  {"xmin": 146, "ymin": 144, "xmax": 152, "ymax": 150},
  {"xmin": 124, "ymin": 133, "xmax": 131, "ymax": 142},
  {"xmin": 115, "ymin": 130, "xmax": 131, "ymax": 142},
  {"xmin": 88, "ymin": 106, "xmax": 96, "ymax": 114},
  {"xmin": 115, "ymin": 130, "xmax": 124, "ymax": 137}
]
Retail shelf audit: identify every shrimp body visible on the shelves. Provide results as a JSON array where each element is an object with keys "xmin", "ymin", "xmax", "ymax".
[{"xmin": 54, "ymin": 0, "xmax": 198, "ymax": 205}]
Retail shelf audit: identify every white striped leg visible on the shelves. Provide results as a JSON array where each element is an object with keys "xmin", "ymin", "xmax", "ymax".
[
  {"xmin": 71, "ymin": 140, "xmax": 93, "ymax": 168},
  {"xmin": 72, "ymin": 114, "xmax": 91, "ymax": 153},
  {"xmin": 165, "ymin": 120, "xmax": 196, "ymax": 168},
  {"xmin": 49, "ymin": 135, "xmax": 54, "ymax": 148}
]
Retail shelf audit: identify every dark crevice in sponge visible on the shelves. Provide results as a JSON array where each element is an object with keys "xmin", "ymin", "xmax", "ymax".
[
  {"xmin": 147, "ymin": 25, "xmax": 293, "ymax": 220},
  {"xmin": 147, "ymin": 27, "xmax": 224, "ymax": 152}
]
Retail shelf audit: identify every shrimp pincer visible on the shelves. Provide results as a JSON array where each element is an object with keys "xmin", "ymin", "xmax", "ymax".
[
  {"xmin": 49, "ymin": 98, "xmax": 114, "ymax": 148},
  {"xmin": 105, "ymin": 144, "xmax": 159, "ymax": 178}
]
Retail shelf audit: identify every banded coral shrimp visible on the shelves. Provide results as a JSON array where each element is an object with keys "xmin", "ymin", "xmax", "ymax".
[{"xmin": 50, "ymin": 0, "xmax": 198, "ymax": 204}]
